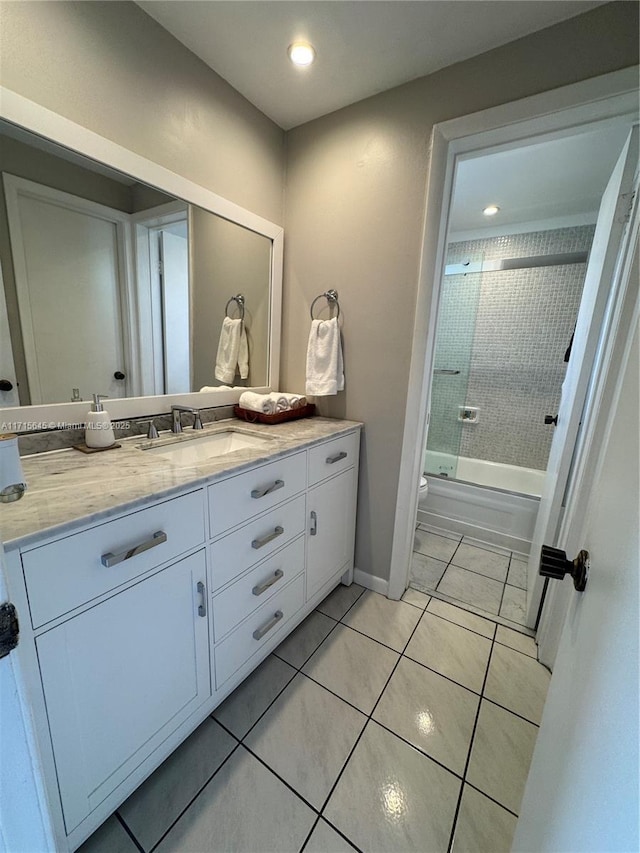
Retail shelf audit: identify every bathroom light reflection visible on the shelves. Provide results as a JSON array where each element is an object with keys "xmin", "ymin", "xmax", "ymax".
[
  {"xmin": 380, "ymin": 778, "xmax": 408, "ymax": 823},
  {"xmin": 416, "ymin": 709, "xmax": 435, "ymax": 737}
]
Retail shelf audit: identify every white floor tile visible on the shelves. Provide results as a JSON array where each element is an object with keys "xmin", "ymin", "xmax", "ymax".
[
  {"xmin": 437, "ymin": 565, "xmax": 503, "ymax": 615},
  {"xmin": 414, "ymin": 529, "xmax": 460, "ymax": 562},
  {"xmin": 495, "ymin": 625, "xmax": 537, "ymax": 658},
  {"xmin": 274, "ymin": 610, "xmax": 336, "ymax": 669},
  {"xmin": 244, "ymin": 674, "xmax": 366, "ymax": 809},
  {"xmin": 373, "ymin": 657, "xmax": 479, "ymax": 775},
  {"xmin": 303, "ymin": 624, "xmax": 399, "ymax": 714},
  {"xmin": 154, "ymin": 746, "xmax": 315, "ymax": 853},
  {"xmin": 466, "ymin": 700, "xmax": 538, "ymax": 815},
  {"xmin": 500, "ymin": 585, "xmax": 527, "ymax": 625},
  {"xmin": 303, "ymin": 819, "xmax": 357, "ymax": 852},
  {"xmin": 427, "ymin": 598, "xmax": 495, "ymax": 638},
  {"xmin": 316, "ymin": 583, "xmax": 365, "ymax": 621},
  {"xmin": 451, "ymin": 543, "xmax": 510, "ymax": 582},
  {"xmin": 451, "ymin": 785, "xmax": 517, "ymax": 852},
  {"xmin": 78, "ymin": 817, "xmax": 137, "ymax": 853},
  {"xmin": 507, "ymin": 558, "xmax": 528, "ymax": 590},
  {"xmin": 213, "ymin": 655, "xmax": 296, "ymax": 739},
  {"xmin": 341, "ymin": 590, "xmax": 421, "ymax": 652},
  {"xmin": 325, "ymin": 721, "xmax": 460, "ymax": 853},
  {"xmin": 119, "ymin": 719, "xmax": 236, "ymax": 851},
  {"xmin": 484, "ymin": 644, "xmax": 550, "ymax": 724},
  {"xmin": 410, "ymin": 552, "xmax": 448, "ymax": 592},
  {"xmin": 405, "ymin": 612, "xmax": 492, "ymax": 693}
]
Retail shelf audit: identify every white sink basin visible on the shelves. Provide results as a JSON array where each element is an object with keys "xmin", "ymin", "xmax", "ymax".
[{"xmin": 142, "ymin": 430, "xmax": 273, "ymax": 465}]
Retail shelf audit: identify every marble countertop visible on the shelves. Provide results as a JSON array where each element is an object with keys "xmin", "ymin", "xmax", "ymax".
[{"xmin": 1, "ymin": 417, "xmax": 362, "ymax": 550}]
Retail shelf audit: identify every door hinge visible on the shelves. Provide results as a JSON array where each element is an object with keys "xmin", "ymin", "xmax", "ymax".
[{"xmin": 0, "ymin": 602, "xmax": 19, "ymax": 659}]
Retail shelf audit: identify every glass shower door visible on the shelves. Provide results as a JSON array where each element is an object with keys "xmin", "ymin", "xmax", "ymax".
[{"xmin": 425, "ymin": 266, "xmax": 482, "ymax": 478}]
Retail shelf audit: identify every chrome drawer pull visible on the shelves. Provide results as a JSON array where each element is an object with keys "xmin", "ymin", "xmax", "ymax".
[
  {"xmin": 101, "ymin": 531, "xmax": 167, "ymax": 567},
  {"xmin": 310, "ymin": 510, "xmax": 318, "ymax": 536},
  {"xmin": 251, "ymin": 479, "xmax": 285, "ymax": 499},
  {"xmin": 326, "ymin": 451, "xmax": 347, "ymax": 464},
  {"xmin": 251, "ymin": 525, "xmax": 284, "ymax": 550},
  {"xmin": 197, "ymin": 581, "xmax": 207, "ymax": 617},
  {"xmin": 252, "ymin": 569, "xmax": 284, "ymax": 596},
  {"xmin": 253, "ymin": 610, "xmax": 283, "ymax": 641}
]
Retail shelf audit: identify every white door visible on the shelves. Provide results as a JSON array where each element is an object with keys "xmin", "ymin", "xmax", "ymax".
[
  {"xmin": 526, "ymin": 126, "xmax": 639, "ymax": 625},
  {"xmin": 4, "ymin": 177, "xmax": 128, "ymax": 404},
  {"xmin": 0, "ymin": 264, "xmax": 19, "ymax": 408},
  {"xmin": 160, "ymin": 230, "xmax": 190, "ymax": 394},
  {"xmin": 514, "ymin": 294, "xmax": 639, "ymax": 851},
  {"xmin": 36, "ymin": 551, "xmax": 210, "ymax": 833}
]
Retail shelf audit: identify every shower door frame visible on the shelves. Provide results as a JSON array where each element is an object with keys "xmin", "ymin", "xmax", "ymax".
[{"xmin": 388, "ymin": 67, "xmax": 639, "ymax": 620}]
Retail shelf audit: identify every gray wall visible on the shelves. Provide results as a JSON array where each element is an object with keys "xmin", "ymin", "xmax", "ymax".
[
  {"xmin": 282, "ymin": 2, "xmax": 639, "ymax": 582},
  {"xmin": 0, "ymin": 1, "xmax": 285, "ymax": 224}
]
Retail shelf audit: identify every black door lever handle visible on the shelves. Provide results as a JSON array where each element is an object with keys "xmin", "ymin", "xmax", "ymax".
[{"xmin": 544, "ymin": 414, "xmax": 558, "ymax": 425}]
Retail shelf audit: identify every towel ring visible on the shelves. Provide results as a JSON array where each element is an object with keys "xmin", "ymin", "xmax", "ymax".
[
  {"xmin": 310, "ymin": 289, "xmax": 340, "ymax": 320},
  {"xmin": 225, "ymin": 293, "xmax": 245, "ymax": 321}
]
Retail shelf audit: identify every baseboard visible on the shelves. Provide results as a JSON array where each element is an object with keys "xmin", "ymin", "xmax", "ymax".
[
  {"xmin": 416, "ymin": 508, "xmax": 531, "ymax": 555},
  {"xmin": 353, "ymin": 568, "xmax": 389, "ymax": 596}
]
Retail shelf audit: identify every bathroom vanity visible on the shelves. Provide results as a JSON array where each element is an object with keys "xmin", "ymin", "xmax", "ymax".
[{"xmin": 2, "ymin": 417, "xmax": 361, "ymax": 851}]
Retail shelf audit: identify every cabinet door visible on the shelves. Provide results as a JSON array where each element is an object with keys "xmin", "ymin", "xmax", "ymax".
[
  {"xmin": 36, "ymin": 551, "xmax": 210, "ymax": 833},
  {"xmin": 307, "ymin": 469, "xmax": 357, "ymax": 600}
]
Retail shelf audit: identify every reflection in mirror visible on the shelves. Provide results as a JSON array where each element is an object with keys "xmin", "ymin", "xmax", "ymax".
[{"xmin": 0, "ymin": 121, "xmax": 272, "ymax": 408}]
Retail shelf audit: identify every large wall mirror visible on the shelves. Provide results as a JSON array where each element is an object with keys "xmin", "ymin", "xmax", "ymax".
[{"xmin": 0, "ymin": 88, "xmax": 282, "ymax": 424}]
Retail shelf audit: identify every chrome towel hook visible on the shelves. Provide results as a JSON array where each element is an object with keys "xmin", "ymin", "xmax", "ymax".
[
  {"xmin": 310, "ymin": 289, "xmax": 340, "ymax": 320},
  {"xmin": 225, "ymin": 293, "xmax": 245, "ymax": 321}
]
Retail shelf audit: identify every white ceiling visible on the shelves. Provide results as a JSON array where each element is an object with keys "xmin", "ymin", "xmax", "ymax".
[
  {"xmin": 136, "ymin": 0, "xmax": 605, "ymax": 130},
  {"xmin": 448, "ymin": 123, "xmax": 631, "ymax": 237}
]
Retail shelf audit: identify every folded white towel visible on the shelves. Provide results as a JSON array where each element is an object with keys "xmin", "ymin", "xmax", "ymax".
[
  {"xmin": 215, "ymin": 318, "xmax": 249, "ymax": 384},
  {"xmin": 199, "ymin": 385, "xmax": 232, "ymax": 392},
  {"xmin": 239, "ymin": 391, "xmax": 276, "ymax": 414},
  {"xmin": 305, "ymin": 318, "xmax": 344, "ymax": 396},
  {"xmin": 278, "ymin": 392, "xmax": 307, "ymax": 409}
]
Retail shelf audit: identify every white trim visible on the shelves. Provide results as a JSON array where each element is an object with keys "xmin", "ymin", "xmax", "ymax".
[
  {"xmin": 0, "ymin": 87, "xmax": 284, "ymax": 424},
  {"xmin": 388, "ymin": 67, "xmax": 639, "ymax": 601},
  {"xmin": 353, "ymin": 568, "xmax": 389, "ymax": 597}
]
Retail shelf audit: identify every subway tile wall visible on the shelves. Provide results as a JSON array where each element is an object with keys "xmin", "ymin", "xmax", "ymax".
[{"xmin": 428, "ymin": 225, "xmax": 595, "ymax": 471}]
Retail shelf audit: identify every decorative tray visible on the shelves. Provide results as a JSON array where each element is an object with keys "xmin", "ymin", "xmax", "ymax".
[{"xmin": 233, "ymin": 403, "xmax": 316, "ymax": 425}]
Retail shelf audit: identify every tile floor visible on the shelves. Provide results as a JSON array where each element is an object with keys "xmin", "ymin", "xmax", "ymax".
[
  {"xmin": 410, "ymin": 525, "xmax": 529, "ymax": 627},
  {"xmin": 80, "ymin": 582, "xmax": 549, "ymax": 853}
]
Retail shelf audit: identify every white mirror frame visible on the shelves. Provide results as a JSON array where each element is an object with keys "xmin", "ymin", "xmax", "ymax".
[{"xmin": 0, "ymin": 87, "xmax": 283, "ymax": 426}]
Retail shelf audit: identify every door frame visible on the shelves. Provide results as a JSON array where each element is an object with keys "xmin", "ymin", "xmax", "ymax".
[{"xmin": 388, "ymin": 66, "xmax": 639, "ymax": 603}]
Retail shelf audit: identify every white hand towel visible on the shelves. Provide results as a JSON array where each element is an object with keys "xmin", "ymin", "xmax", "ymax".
[
  {"xmin": 278, "ymin": 392, "xmax": 307, "ymax": 409},
  {"xmin": 305, "ymin": 318, "xmax": 344, "ymax": 396},
  {"xmin": 215, "ymin": 318, "xmax": 250, "ymax": 383}
]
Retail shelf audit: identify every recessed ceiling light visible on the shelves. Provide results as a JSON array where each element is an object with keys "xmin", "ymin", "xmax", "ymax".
[
  {"xmin": 483, "ymin": 205, "xmax": 500, "ymax": 216},
  {"xmin": 288, "ymin": 42, "xmax": 316, "ymax": 67}
]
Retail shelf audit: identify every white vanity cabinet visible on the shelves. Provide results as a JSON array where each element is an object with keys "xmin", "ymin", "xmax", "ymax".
[{"xmin": 5, "ymin": 424, "xmax": 361, "ymax": 852}]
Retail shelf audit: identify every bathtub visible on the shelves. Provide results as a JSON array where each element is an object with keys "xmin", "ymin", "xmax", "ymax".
[
  {"xmin": 419, "ymin": 451, "xmax": 544, "ymax": 553},
  {"xmin": 424, "ymin": 451, "xmax": 545, "ymax": 497}
]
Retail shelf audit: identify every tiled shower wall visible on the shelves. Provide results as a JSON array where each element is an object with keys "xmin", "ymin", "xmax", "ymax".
[{"xmin": 428, "ymin": 225, "xmax": 595, "ymax": 471}]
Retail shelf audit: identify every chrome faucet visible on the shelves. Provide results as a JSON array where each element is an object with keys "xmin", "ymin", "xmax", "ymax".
[{"xmin": 171, "ymin": 405, "xmax": 203, "ymax": 433}]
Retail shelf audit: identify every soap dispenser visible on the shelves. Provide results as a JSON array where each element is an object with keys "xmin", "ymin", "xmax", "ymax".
[{"xmin": 85, "ymin": 394, "xmax": 115, "ymax": 449}]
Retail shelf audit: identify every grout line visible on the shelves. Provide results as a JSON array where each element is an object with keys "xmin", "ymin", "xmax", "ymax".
[
  {"xmin": 482, "ymin": 697, "xmax": 541, "ymax": 729},
  {"xmin": 497, "ymin": 577, "xmax": 508, "ymax": 619},
  {"xmin": 337, "ymin": 619, "xmax": 414, "ymax": 656},
  {"xmin": 421, "ymin": 606, "xmax": 495, "ymax": 641},
  {"xmin": 316, "ymin": 605, "xmax": 430, "ymax": 817},
  {"xmin": 370, "ymin": 717, "xmax": 466, "ymax": 782},
  {"xmin": 447, "ymin": 559, "xmax": 509, "ymax": 587},
  {"xmin": 464, "ymin": 781, "xmax": 520, "ymax": 819},
  {"xmin": 402, "ymin": 652, "xmax": 484, "ymax": 697},
  {"xmin": 424, "ymin": 587, "xmax": 533, "ymax": 635},
  {"xmin": 146, "ymin": 742, "xmax": 241, "ymax": 853},
  {"xmin": 240, "ymin": 742, "xmax": 321, "ymax": 814},
  {"xmin": 319, "ymin": 817, "xmax": 364, "ymax": 853},
  {"xmin": 298, "ymin": 815, "xmax": 321, "ymax": 853},
  {"xmin": 115, "ymin": 812, "xmax": 145, "ymax": 853},
  {"xmin": 446, "ymin": 621, "xmax": 497, "ymax": 853}
]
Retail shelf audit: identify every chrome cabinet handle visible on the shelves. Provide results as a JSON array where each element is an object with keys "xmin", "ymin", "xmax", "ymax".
[
  {"xmin": 101, "ymin": 531, "xmax": 167, "ymax": 567},
  {"xmin": 253, "ymin": 610, "xmax": 283, "ymax": 641},
  {"xmin": 251, "ymin": 479, "xmax": 285, "ymax": 499},
  {"xmin": 326, "ymin": 451, "xmax": 347, "ymax": 464},
  {"xmin": 197, "ymin": 581, "xmax": 207, "ymax": 617},
  {"xmin": 310, "ymin": 510, "xmax": 318, "ymax": 536},
  {"xmin": 252, "ymin": 569, "xmax": 284, "ymax": 596},
  {"xmin": 251, "ymin": 525, "xmax": 284, "ymax": 550}
]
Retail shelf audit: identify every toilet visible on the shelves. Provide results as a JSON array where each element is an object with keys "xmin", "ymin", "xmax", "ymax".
[{"xmin": 419, "ymin": 474, "xmax": 429, "ymax": 501}]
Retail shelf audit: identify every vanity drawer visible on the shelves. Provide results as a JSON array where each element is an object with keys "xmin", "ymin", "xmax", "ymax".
[
  {"xmin": 212, "ymin": 536, "xmax": 304, "ymax": 641},
  {"xmin": 308, "ymin": 431, "xmax": 359, "ymax": 486},
  {"xmin": 22, "ymin": 490, "xmax": 205, "ymax": 628},
  {"xmin": 209, "ymin": 495, "xmax": 305, "ymax": 591},
  {"xmin": 214, "ymin": 573, "xmax": 304, "ymax": 688},
  {"xmin": 208, "ymin": 451, "xmax": 306, "ymax": 538}
]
